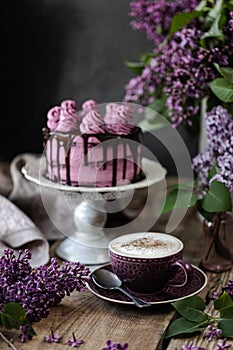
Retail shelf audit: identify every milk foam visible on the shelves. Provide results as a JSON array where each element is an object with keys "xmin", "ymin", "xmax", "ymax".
[{"xmin": 110, "ymin": 233, "xmax": 182, "ymax": 258}]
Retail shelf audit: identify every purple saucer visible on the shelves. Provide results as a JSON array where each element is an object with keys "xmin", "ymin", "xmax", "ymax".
[{"xmin": 86, "ymin": 263, "xmax": 207, "ymax": 305}]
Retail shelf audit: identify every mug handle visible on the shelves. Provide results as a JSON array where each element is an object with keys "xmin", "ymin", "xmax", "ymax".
[{"xmin": 167, "ymin": 259, "xmax": 193, "ymax": 288}]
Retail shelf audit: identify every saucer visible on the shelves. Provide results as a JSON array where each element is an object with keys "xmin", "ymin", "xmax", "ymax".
[{"xmin": 86, "ymin": 264, "xmax": 207, "ymax": 305}]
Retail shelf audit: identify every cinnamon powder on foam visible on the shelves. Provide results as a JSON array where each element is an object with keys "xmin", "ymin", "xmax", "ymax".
[{"xmin": 120, "ymin": 237, "xmax": 167, "ymax": 249}]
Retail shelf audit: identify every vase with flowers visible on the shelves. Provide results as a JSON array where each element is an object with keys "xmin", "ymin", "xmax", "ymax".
[{"xmin": 124, "ymin": 0, "xmax": 233, "ymax": 272}]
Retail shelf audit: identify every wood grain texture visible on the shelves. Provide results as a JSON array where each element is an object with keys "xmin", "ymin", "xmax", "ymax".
[{"xmin": 1, "ymin": 291, "xmax": 176, "ymax": 350}]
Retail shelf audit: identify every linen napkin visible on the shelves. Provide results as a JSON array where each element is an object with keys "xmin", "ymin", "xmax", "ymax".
[
  {"xmin": 8, "ymin": 153, "xmax": 78, "ymax": 240},
  {"xmin": 0, "ymin": 193, "xmax": 49, "ymax": 267}
]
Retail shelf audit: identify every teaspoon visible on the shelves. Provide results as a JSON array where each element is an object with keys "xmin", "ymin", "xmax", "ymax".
[{"xmin": 92, "ymin": 268, "xmax": 151, "ymax": 308}]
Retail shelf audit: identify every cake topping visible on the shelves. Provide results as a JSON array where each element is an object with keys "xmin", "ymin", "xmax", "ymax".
[
  {"xmin": 104, "ymin": 103, "xmax": 120, "ymax": 121},
  {"xmin": 47, "ymin": 106, "xmax": 62, "ymax": 131},
  {"xmin": 47, "ymin": 99, "xmax": 80, "ymax": 132},
  {"xmin": 82, "ymin": 99, "xmax": 97, "ymax": 111},
  {"xmin": 60, "ymin": 99, "xmax": 78, "ymax": 114},
  {"xmin": 104, "ymin": 103, "xmax": 135, "ymax": 135},
  {"xmin": 80, "ymin": 109, "xmax": 106, "ymax": 134}
]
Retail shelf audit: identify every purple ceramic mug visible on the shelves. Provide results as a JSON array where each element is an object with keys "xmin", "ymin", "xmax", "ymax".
[{"xmin": 108, "ymin": 232, "xmax": 193, "ymax": 294}]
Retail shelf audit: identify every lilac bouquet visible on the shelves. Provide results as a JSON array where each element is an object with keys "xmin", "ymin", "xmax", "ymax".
[
  {"xmin": 124, "ymin": 0, "xmax": 233, "ymax": 219},
  {"xmin": 124, "ymin": 0, "xmax": 233, "ymax": 128}
]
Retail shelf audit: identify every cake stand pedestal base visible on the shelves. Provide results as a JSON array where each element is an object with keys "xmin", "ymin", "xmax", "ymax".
[
  {"xmin": 56, "ymin": 237, "xmax": 109, "ymax": 265},
  {"xmin": 56, "ymin": 200, "xmax": 110, "ymax": 265}
]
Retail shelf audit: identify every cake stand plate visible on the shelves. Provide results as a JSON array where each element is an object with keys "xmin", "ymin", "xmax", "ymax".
[{"xmin": 22, "ymin": 157, "xmax": 167, "ymax": 265}]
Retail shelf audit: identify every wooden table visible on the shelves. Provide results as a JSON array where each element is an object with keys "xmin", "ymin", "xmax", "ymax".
[{"xmin": 0, "ymin": 163, "xmax": 233, "ymax": 350}]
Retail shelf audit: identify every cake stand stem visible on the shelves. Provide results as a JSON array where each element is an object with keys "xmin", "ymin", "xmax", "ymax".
[{"xmin": 55, "ymin": 199, "xmax": 110, "ymax": 265}]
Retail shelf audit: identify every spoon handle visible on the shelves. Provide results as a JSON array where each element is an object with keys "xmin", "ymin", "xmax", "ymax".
[{"xmin": 117, "ymin": 287, "xmax": 151, "ymax": 308}]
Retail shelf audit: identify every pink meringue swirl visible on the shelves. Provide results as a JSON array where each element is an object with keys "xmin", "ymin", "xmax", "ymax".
[
  {"xmin": 104, "ymin": 103, "xmax": 120, "ymax": 124},
  {"xmin": 47, "ymin": 106, "xmax": 62, "ymax": 131},
  {"xmin": 80, "ymin": 110, "xmax": 106, "ymax": 134},
  {"xmin": 60, "ymin": 99, "xmax": 78, "ymax": 114},
  {"xmin": 56, "ymin": 109, "xmax": 79, "ymax": 132},
  {"xmin": 82, "ymin": 99, "xmax": 97, "ymax": 110},
  {"xmin": 50, "ymin": 99, "xmax": 80, "ymax": 132},
  {"xmin": 104, "ymin": 103, "xmax": 135, "ymax": 135}
]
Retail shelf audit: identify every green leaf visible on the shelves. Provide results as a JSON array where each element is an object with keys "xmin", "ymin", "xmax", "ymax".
[
  {"xmin": 210, "ymin": 78, "xmax": 233, "ymax": 103},
  {"xmin": 1, "ymin": 313, "xmax": 20, "ymax": 330},
  {"xmin": 161, "ymin": 189, "xmax": 197, "ymax": 214},
  {"xmin": 208, "ymin": 164, "xmax": 217, "ymax": 179},
  {"xmin": 138, "ymin": 119, "xmax": 167, "ymax": 132},
  {"xmin": 124, "ymin": 60, "xmax": 145, "ymax": 75},
  {"xmin": 148, "ymin": 95, "xmax": 167, "ymax": 114},
  {"xmin": 165, "ymin": 317, "xmax": 204, "ymax": 339},
  {"xmin": 171, "ymin": 295, "xmax": 208, "ymax": 323},
  {"xmin": 220, "ymin": 305, "xmax": 233, "ymax": 319},
  {"xmin": 140, "ymin": 53, "xmax": 154, "ymax": 65},
  {"xmin": 175, "ymin": 308, "xmax": 208, "ymax": 323},
  {"xmin": 214, "ymin": 64, "xmax": 233, "ymax": 84},
  {"xmin": 196, "ymin": 200, "xmax": 215, "ymax": 222},
  {"xmin": 0, "ymin": 303, "xmax": 27, "ymax": 329},
  {"xmin": 214, "ymin": 291, "xmax": 233, "ymax": 310},
  {"xmin": 172, "ymin": 295, "xmax": 206, "ymax": 314},
  {"xmin": 0, "ymin": 302, "xmax": 36, "ymax": 337},
  {"xmin": 218, "ymin": 319, "xmax": 233, "ymax": 338},
  {"xmin": 169, "ymin": 11, "xmax": 203, "ymax": 35},
  {"xmin": 201, "ymin": 181, "xmax": 232, "ymax": 213}
]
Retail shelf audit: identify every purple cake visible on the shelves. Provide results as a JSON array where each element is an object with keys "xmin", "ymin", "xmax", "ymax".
[{"xmin": 42, "ymin": 100, "xmax": 144, "ymax": 187}]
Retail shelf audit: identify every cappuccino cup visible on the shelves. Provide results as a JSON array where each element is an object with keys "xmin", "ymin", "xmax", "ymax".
[{"xmin": 108, "ymin": 232, "xmax": 192, "ymax": 294}]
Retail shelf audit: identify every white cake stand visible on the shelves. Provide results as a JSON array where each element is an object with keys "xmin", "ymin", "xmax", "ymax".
[{"xmin": 22, "ymin": 157, "xmax": 167, "ymax": 265}]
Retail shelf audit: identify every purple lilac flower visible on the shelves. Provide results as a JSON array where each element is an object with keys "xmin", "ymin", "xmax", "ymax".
[
  {"xmin": 124, "ymin": 3, "xmax": 233, "ymax": 127},
  {"xmin": 102, "ymin": 340, "xmax": 129, "ymax": 350},
  {"xmin": 212, "ymin": 291, "xmax": 220, "ymax": 299},
  {"xmin": 0, "ymin": 249, "xmax": 90, "ymax": 322},
  {"xmin": 225, "ymin": 280, "xmax": 233, "ymax": 299},
  {"xmin": 204, "ymin": 325, "xmax": 222, "ymax": 341},
  {"xmin": 181, "ymin": 340, "xmax": 207, "ymax": 350},
  {"xmin": 45, "ymin": 329, "xmax": 61, "ymax": 343},
  {"xmin": 129, "ymin": 0, "xmax": 199, "ymax": 45},
  {"xmin": 124, "ymin": 26, "xmax": 229, "ymax": 126},
  {"xmin": 192, "ymin": 150, "xmax": 215, "ymax": 197},
  {"xmin": 192, "ymin": 106, "xmax": 233, "ymax": 195},
  {"xmin": 19, "ymin": 324, "xmax": 33, "ymax": 343},
  {"xmin": 66, "ymin": 332, "xmax": 84, "ymax": 347},
  {"xmin": 215, "ymin": 338, "xmax": 232, "ymax": 350},
  {"xmin": 223, "ymin": 11, "xmax": 233, "ymax": 46}
]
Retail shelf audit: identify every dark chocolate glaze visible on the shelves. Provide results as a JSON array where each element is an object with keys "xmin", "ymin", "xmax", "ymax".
[{"xmin": 42, "ymin": 126, "xmax": 145, "ymax": 187}]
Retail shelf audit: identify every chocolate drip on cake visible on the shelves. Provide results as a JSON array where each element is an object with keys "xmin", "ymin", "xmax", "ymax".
[{"xmin": 43, "ymin": 126, "xmax": 144, "ymax": 187}]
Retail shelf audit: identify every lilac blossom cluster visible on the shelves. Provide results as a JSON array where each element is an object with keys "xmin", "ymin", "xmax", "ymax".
[
  {"xmin": 0, "ymin": 249, "xmax": 90, "ymax": 322},
  {"xmin": 102, "ymin": 340, "xmax": 128, "ymax": 350},
  {"xmin": 124, "ymin": 25, "xmax": 230, "ymax": 126},
  {"xmin": 225, "ymin": 280, "xmax": 233, "ymax": 299},
  {"xmin": 192, "ymin": 106, "xmax": 233, "ymax": 196},
  {"xmin": 129, "ymin": 0, "xmax": 199, "ymax": 45},
  {"xmin": 182, "ymin": 338, "xmax": 232, "ymax": 350},
  {"xmin": 124, "ymin": 2, "xmax": 233, "ymax": 127}
]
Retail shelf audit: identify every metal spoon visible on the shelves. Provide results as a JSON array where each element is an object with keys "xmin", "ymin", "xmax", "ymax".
[{"xmin": 92, "ymin": 268, "xmax": 151, "ymax": 308}]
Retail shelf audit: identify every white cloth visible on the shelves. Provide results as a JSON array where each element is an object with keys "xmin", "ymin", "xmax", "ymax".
[
  {"xmin": 8, "ymin": 153, "xmax": 78, "ymax": 241},
  {"xmin": 0, "ymin": 193, "xmax": 49, "ymax": 267}
]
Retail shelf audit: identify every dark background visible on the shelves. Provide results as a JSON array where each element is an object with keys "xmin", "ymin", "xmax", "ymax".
[{"xmin": 2, "ymin": 0, "xmax": 197, "ymax": 174}]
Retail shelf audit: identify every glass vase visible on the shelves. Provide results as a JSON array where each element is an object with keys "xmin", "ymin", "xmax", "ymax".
[{"xmin": 201, "ymin": 212, "xmax": 233, "ymax": 273}]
